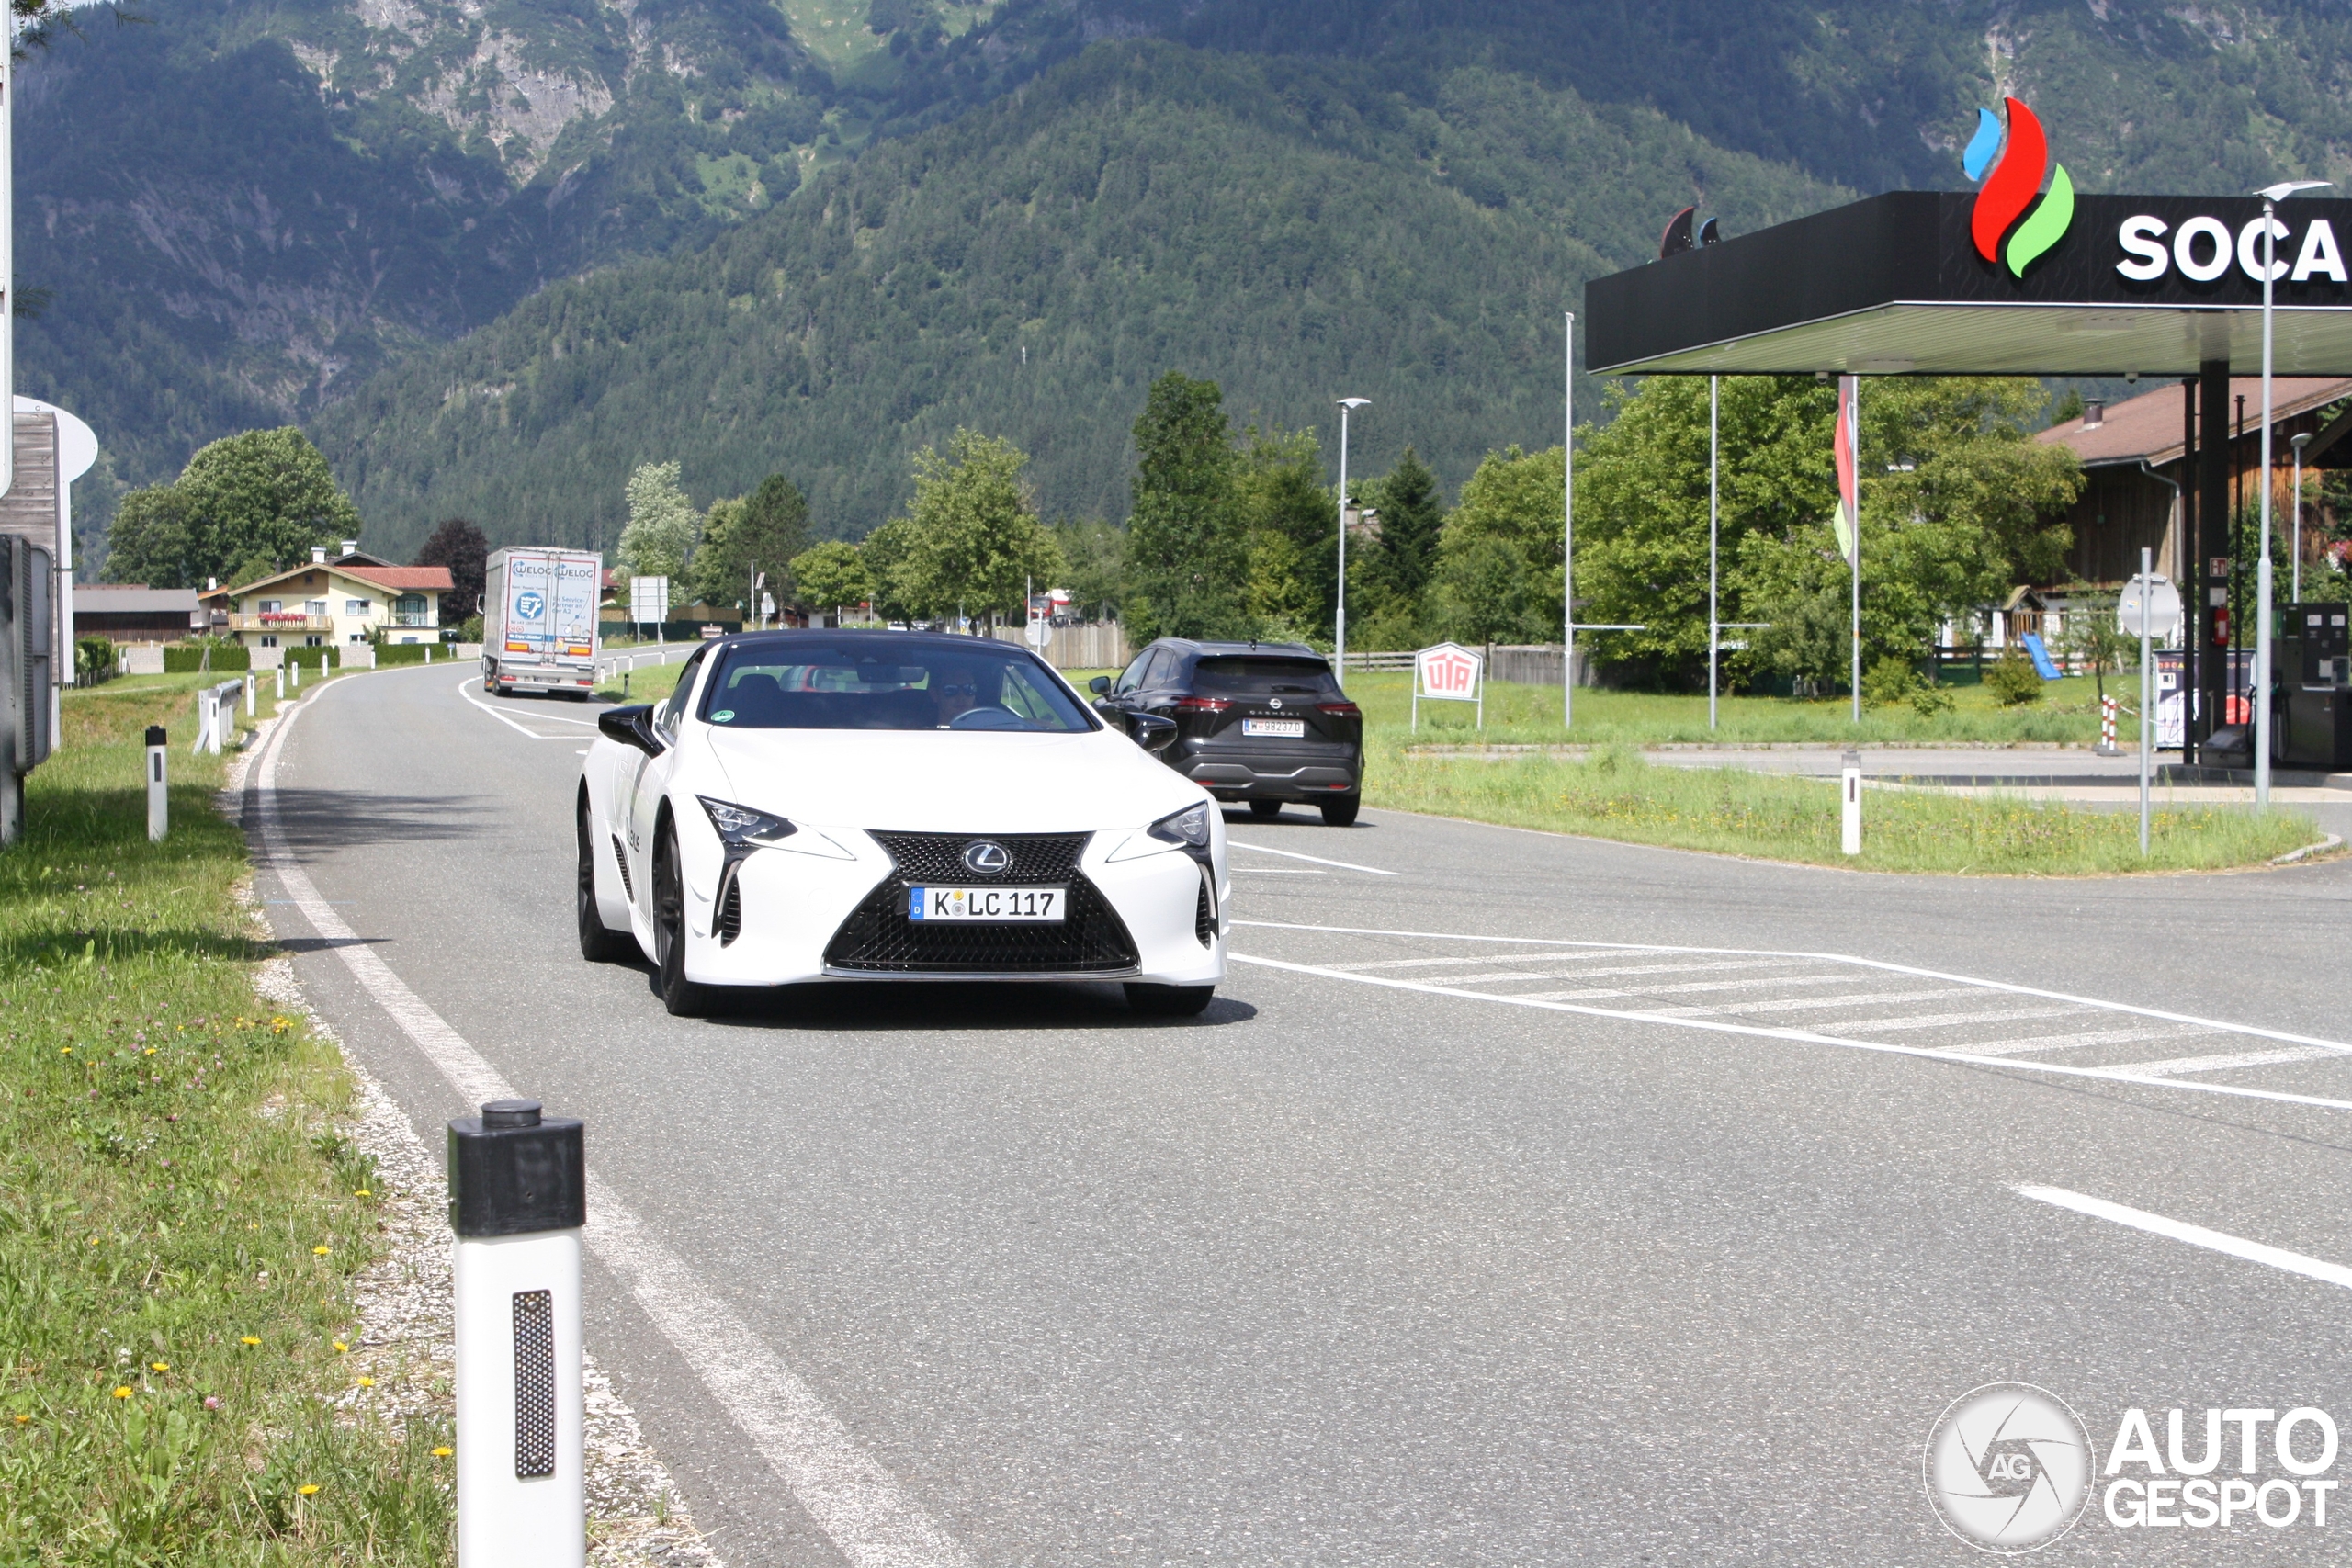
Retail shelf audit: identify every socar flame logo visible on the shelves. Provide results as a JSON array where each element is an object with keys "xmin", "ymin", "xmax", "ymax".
[{"xmin": 1967, "ymin": 97, "xmax": 2075, "ymax": 277}]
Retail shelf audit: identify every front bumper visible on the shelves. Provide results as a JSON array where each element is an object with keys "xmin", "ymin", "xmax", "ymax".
[{"xmin": 677, "ymin": 827, "xmax": 1227, "ymax": 988}]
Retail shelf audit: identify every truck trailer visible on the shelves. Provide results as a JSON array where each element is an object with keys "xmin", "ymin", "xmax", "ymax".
[{"xmin": 483, "ymin": 547, "xmax": 601, "ymax": 699}]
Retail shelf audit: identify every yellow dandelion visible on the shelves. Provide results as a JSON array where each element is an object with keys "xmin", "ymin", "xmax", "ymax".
[
  {"xmin": 352, "ymin": 1189, "xmax": 371, "ymax": 1199},
  {"xmin": 312, "ymin": 1245, "xmax": 330, "ymax": 1257},
  {"xmin": 149, "ymin": 1361, "xmax": 168, "ymax": 1372},
  {"xmin": 356, "ymin": 1376, "xmax": 375, "ymax": 1389},
  {"xmin": 143, "ymin": 1047, "xmax": 156, "ymax": 1055},
  {"xmin": 431, "ymin": 1446, "xmax": 453, "ymax": 1458},
  {"xmin": 12, "ymin": 1414, "xmax": 27, "ymax": 1425},
  {"xmin": 297, "ymin": 1483, "xmax": 320, "ymax": 1496},
  {"xmin": 240, "ymin": 1337, "xmax": 260, "ymax": 1347},
  {"xmin": 332, "ymin": 1341, "xmax": 348, "ymax": 1354},
  {"xmin": 111, "ymin": 1387, "xmax": 132, "ymax": 1399},
  {"xmin": 60, "ymin": 1046, "xmax": 71, "ymax": 1055}
]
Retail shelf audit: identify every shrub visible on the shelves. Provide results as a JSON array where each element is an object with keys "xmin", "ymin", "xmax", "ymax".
[
  {"xmin": 1861, "ymin": 654, "xmax": 1955, "ymax": 717},
  {"xmin": 1985, "ymin": 646, "xmax": 2046, "ymax": 706},
  {"xmin": 74, "ymin": 635, "xmax": 115, "ymax": 683},
  {"xmin": 375, "ymin": 643, "xmax": 433, "ymax": 666},
  {"xmin": 161, "ymin": 642, "xmax": 251, "ymax": 672},
  {"xmin": 285, "ymin": 645, "xmax": 338, "ymax": 670}
]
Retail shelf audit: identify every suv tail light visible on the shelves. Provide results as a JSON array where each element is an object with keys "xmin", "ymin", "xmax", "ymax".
[
  {"xmin": 1174, "ymin": 696, "xmax": 1231, "ymax": 713},
  {"xmin": 1315, "ymin": 701, "xmax": 1362, "ymax": 717}
]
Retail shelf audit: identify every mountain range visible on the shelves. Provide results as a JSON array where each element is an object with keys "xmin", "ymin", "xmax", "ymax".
[{"xmin": 22, "ymin": 0, "xmax": 2352, "ymax": 564}]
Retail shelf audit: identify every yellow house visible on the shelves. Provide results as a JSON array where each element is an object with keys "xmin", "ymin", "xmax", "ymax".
[{"xmin": 198, "ymin": 547, "xmax": 453, "ymax": 649}]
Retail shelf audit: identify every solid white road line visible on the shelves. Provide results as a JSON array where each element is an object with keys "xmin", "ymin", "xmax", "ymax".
[
  {"xmin": 1224, "ymin": 840, "xmax": 1398, "ymax": 875},
  {"xmin": 2017, "ymin": 1185, "xmax": 2352, "ymax": 1293},
  {"xmin": 1232, "ymin": 868, "xmax": 1328, "ymax": 874},
  {"xmin": 1814, "ymin": 1006, "xmax": 2089, "ymax": 1034},
  {"xmin": 1954, "ymin": 1025, "xmax": 2213, "ymax": 1058},
  {"xmin": 1232, "ymin": 919, "xmax": 2352, "ymax": 1057},
  {"xmin": 2102, "ymin": 1045, "xmax": 2346, "ymax": 1077},
  {"xmin": 1328, "ymin": 953, "xmax": 1635, "ymax": 971},
  {"xmin": 453, "ymin": 676, "xmax": 571, "ymax": 739},
  {"xmin": 255, "ymin": 689, "xmax": 970, "ymax": 1568},
  {"xmin": 1649, "ymin": 987, "xmax": 1986, "ymax": 1019},
  {"xmin": 1224, "ymin": 951, "xmax": 2352, "ymax": 1116},
  {"xmin": 1518, "ymin": 974, "xmax": 1866, "ymax": 1003}
]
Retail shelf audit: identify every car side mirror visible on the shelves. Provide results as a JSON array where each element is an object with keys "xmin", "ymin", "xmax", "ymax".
[
  {"xmin": 599, "ymin": 704, "xmax": 666, "ymax": 757},
  {"xmin": 1089, "ymin": 675, "xmax": 1112, "ymax": 694},
  {"xmin": 1127, "ymin": 712, "xmax": 1178, "ymax": 754}
]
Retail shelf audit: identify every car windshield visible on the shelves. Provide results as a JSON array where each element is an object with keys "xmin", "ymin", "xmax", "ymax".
[
  {"xmin": 1190, "ymin": 657, "xmax": 1340, "ymax": 696},
  {"xmin": 698, "ymin": 637, "xmax": 1097, "ymax": 732}
]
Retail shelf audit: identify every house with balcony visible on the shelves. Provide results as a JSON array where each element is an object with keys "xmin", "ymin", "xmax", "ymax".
[{"xmin": 197, "ymin": 546, "xmax": 454, "ymax": 650}]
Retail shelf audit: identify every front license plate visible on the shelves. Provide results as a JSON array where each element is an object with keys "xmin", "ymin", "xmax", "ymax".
[
  {"xmin": 1243, "ymin": 718, "xmax": 1306, "ymax": 737},
  {"xmin": 907, "ymin": 886, "xmax": 1065, "ymax": 922}
]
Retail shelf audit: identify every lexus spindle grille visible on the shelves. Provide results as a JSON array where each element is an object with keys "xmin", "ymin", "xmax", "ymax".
[{"xmin": 824, "ymin": 831, "xmax": 1139, "ymax": 974}]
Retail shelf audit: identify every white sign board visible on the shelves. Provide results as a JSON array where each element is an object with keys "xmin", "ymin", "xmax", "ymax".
[
  {"xmin": 629, "ymin": 575, "xmax": 671, "ymax": 625},
  {"xmin": 1412, "ymin": 641, "xmax": 1484, "ymax": 730},
  {"xmin": 1025, "ymin": 617, "xmax": 1050, "ymax": 649},
  {"xmin": 2117, "ymin": 573, "xmax": 2181, "ymax": 642}
]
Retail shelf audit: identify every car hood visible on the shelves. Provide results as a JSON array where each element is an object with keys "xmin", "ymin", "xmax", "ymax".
[{"xmin": 699, "ymin": 725, "xmax": 1204, "ymax": 833}]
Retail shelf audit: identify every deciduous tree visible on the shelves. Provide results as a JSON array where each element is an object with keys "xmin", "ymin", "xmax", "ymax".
[
  {"xmin": 413, "ymin": 519, "xmax": 490, "ymax": 626},
  {"xmin": 616, "ymin": 461, "xmax": 700, "ymax": 582}
]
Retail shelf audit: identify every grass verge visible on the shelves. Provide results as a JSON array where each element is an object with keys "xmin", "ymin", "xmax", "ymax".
[
  {"xmin": 1, "ymin": 672, "xmax": 452, "ymax": 1564},
  {"xmin": 1367, "ymin": 743, "xmax": 2317, "ymax": 875}
]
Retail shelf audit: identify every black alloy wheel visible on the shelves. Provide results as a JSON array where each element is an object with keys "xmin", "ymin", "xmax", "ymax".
[
  {"xmin": 577, "ymin": 794, "xmax": 632, "ymax": 963},
  {"xmin": 1320, "ymin": 794, "xmax": 1361, "ymax": 827},
  {"xmin": 652, "ymin": 819, "xmax": 716, "ymax": 1017},
  {"xmin": 1248, "ymin": 799, "xmax": 1283, "ymax": 819},
  {"xmin": 1125, "ymin": 983, "xmax": 1216, "ymax": 1017}
]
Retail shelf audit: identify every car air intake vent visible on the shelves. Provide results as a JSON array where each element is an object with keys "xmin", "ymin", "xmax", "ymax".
[
  {"xmin": 867, "ymin": 830, "xmax": 1088, "ymax": 882},
  {"xmin": 611, "ymin": 837, "xmax": 634, "ymax": 901},
  {"xmin": 715, "ymin": 876, "xmax": 741, "ymax": 945},
  {"xmin": 1194, "ymin": 867, "xmax": 1216, "ymax": 948}
]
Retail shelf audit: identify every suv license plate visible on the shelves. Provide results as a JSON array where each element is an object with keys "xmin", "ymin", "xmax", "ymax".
[
  {"xmin": 907, "ymin": 886, "xmax": 1065, "ymax": 922},
  {"xmin": 1243, "ymin": 718, "xmax": 1306, "ymax": 737}
]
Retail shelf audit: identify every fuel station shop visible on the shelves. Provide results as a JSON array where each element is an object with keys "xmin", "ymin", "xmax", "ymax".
[{"xmin": 1585, "ymin": 175, "xmax": 2352, "ymax": 770}]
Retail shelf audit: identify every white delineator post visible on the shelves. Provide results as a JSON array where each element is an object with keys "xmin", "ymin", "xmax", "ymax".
[
  {"xmin": 449, "ymin": 1099, "xmax": 585, "ymax": 1568},
  {"xmin": 245, "ymin": 672, "xmax": 255, "ymax": 717},
  {"xmin": 1841, "ymin": 750, "xmax": 1862, "ymax": 856},
  {"xmin": 145, "ymin": 726, "xmax": 167, "ymax": 842}
]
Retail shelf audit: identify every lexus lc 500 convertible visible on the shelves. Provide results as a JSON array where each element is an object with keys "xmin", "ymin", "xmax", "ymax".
[{"xmin": 576, "ymin": 630, "xmax": 1229, "ymax": 1016}]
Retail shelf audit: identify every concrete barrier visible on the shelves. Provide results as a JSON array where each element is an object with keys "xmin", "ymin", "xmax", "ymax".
[{"xmin": 124, "ymin": 646, "xmax": 164, "ymax": 675}]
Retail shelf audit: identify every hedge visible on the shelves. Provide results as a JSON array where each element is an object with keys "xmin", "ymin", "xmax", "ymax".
[
  {"xmin": 285, "ymin": 646, "xmax": 338, "ymax": 670},
  {"xmin": 374, "ymin": 644, "xmax": 435, "ymax": 666},
  {"xmin": 163, "ymin": 645, "xmax": 251, "ymax": 672}
]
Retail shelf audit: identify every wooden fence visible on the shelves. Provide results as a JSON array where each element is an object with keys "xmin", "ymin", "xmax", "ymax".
[{"xmin": 989, "ymin": 622, "xmax": 1131, "ymax": 670}]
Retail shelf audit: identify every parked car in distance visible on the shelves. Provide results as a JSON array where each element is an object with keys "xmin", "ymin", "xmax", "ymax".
[{"xmin": 1089, "ymin": 639, "xmax": 1363, "ymax": 824}]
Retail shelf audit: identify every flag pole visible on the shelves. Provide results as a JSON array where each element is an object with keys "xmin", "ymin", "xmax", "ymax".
[
  {"xmin": 1564, "ymin": 310, "xmax": 1576, "ymax": 729},
  {"xmin": 1708, "ymin": 374, "xmax": 1720, "ymax": 730},
  {"xmin": 1849, "ymin": 378, "xmax": 1861, "ymax": 723}
]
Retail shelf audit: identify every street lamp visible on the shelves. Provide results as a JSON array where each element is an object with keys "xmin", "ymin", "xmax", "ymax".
[
  {"xmin": 2255, "ymin": 177, "xmax": 2332, "ymax": 808},
  {"xmin": 2291, "ymin": 431, "xmax": 2312, "ymax": 603},
  {"xmin": 1334, "ymin": 397, "xmax": 1370, "ymax": 689}
]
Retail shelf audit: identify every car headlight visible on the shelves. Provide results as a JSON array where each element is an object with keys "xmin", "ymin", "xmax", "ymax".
[
  {"xmin": 698, "ymin": 796, "xmax": 798, "ymax": 847},
  {"xmin": 1148, "ymin": 802, "xmax": 1213, "ymax": 850}
]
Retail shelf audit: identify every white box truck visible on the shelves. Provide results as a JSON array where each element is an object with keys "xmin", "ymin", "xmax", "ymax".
[{"xmin": 483, "ymin": 547, "xmax": 602, "ymax": 699}]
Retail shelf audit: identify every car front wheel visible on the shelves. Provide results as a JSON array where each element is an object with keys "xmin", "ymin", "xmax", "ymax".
[
  {"xmin": 652, "ymin": 819, "xmax": 716, "ymax": 1017},
  {"xmin": 1125, "ymin": 983, "xmax": 1215, "ymax": 1017}
]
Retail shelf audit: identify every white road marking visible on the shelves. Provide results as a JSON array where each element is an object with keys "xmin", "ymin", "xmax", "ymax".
[
  {"xmin": 1649, "ymin": 987, "xmax": 1986, "ymax": 1019},
  {"xmin": 2017, "ymin": 1185, "xmax": 2352, "ymax": 1293},
  {"xmin": 515, "ymin": 709, "xmax": 603, "ymax": 727},
  {"xmin": 1952, "ymin": 1025, "xmax": 2213, "ymax": 1058},
  {"xmin": 1225, "ymin": 840, "xmax": 1398, "ymax": 875},
  {"xmin": 1233, "ymin": 919, "xmax": 2352, "ymax": 1056},
  {"xmin": 1813, "ymin": 1007, "xmax": 2090, "ymax": 1033},
  {"xmin": 453, "ymin": 676, "xmax": 571, "ymax": 739},
  {"xmin": 1233, "ymin": 868, "xmax": 1327, "ymax": 874},
  {"xmin": 1225, "ymin": 951, "xmax": 2352, "ymax": 1116},
  {"xmin": 2102, "ymin": 1045, "xmax": 2346, "ymax": 1077},
  {"xmin": 255, "ymin": 688, "xmax": 970, "ymax": 1568},
  {"xmin": 1327, "ymin": 953, "xmax": 1625, "ymax": 971},
  {"xmin": 1519, "ymin": 974, "xmax": 1865, "ymax": 1003}
]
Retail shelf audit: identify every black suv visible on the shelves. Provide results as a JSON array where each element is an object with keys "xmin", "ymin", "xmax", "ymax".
[{"xmin": 1090, "ymin": 639, "xmax": 1363, "ymax": 824}]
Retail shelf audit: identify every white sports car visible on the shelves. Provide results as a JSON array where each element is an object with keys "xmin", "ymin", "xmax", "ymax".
[{"xmin": 576, "ymin": 630, "xmax": 1229, "ymax": 1016}]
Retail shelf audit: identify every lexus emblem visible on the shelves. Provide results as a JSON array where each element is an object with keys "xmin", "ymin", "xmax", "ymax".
[
  {"xmin": 962, "ymin": 840, "xmax": 1011, "ymax": 875},
  {"xmin": 1268, "ymin": 696, "xmax": 1283, "ymax": 709}
]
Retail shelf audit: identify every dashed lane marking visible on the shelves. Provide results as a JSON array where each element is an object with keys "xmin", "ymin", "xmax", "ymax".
[{"xmin": 2018, "ymin": 1185, "xmax": 2352, "ymax": 1293}]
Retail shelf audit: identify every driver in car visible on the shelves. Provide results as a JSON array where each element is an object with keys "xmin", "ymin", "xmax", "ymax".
[{"xmin": 931, "ymin": 660, "xmax": 989, "ymax": 726}]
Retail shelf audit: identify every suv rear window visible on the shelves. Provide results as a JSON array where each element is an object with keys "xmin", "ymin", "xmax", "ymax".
[{"xmin": 1191, "ymin": 657, "xmax": 1339, "ymax": 695}]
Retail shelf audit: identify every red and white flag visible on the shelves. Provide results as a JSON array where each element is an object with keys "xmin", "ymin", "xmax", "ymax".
[{"xmin": 1831, "ymin": 374, "xmax": 1860, "ymax": 566}]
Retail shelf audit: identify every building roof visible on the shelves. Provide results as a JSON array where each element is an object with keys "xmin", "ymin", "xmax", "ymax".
[
  {"xmin": 74, "ymin": 585, "xmax": 199, "ymax": 612},
  {"xmin": 341, "ymin": 565, "xmax": 455, "ymax": 592},
  {"xmin": 2035, "ymin": 376, "xmax": 2352, "ymax": 467},
  {"xmin": 198, "ymin": 560, "xmax": 453, "ymax": 603}
]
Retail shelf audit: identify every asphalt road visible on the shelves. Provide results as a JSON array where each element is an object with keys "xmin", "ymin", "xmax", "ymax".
[{"xmin": 251, "ymin": 663, "xmax": 2352, "ymax": 1565}]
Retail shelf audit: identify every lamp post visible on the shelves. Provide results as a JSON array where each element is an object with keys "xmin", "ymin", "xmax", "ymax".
[
  {"xmin": 1565, "ymin": 312, "xmax": 1576, "ymax": 728},
  {"xmin": 2255, "ymin": 177, "xmax": 2332, "ymax": 808},
  {"xmin": 1334, "ymin": 397, "xmax": 1370, "ymax": 690},
  {"xmin": 2291, "ymin": 431, "xmax": 2312, "ymax": 603},
  {"xmin": 1708, "ymin": 375, "xmax": 1720, "ymax": 729}
]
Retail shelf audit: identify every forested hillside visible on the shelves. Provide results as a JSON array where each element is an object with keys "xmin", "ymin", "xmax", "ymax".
[{"xmin": 314, "ymin": 43, "xmax": 1845, "ymax": 556}]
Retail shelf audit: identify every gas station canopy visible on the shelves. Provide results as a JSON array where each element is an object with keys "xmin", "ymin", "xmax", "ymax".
[{"xmin": 1586, "ymin": 191, "xmax": 2352, "ymax": 378}]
